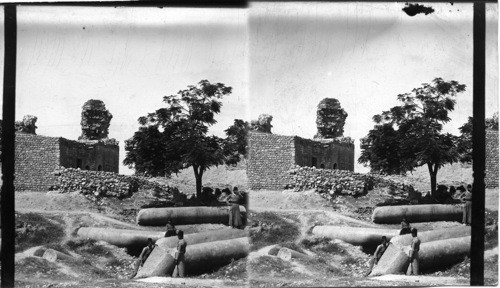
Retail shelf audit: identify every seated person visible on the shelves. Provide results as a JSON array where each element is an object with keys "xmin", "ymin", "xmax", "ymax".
[
  {"xmin": 164, "ymin": 220, "xmax": 176, "ymax": 237},
  {"xmin": 400, "ymin": 217, "xmax": 412, "ymax": 235}
]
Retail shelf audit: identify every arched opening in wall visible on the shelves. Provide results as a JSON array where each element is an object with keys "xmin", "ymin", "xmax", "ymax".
[
  {"xmin": 76, "ymin": 159, "xmax": 82, "ymax": 169},
  {"xmin": 98, "ymin": 165, "xmax": 102, "ymax": 171},
  {"xmin": 333, "ymin": 163, "xmax": 337, "ymax": 169},
  {"xmin": 320, "ymin": 164, "xmax": 325, "ymax": 169},
  {"xmin": 311, "ymin": 157, "xmax": 317, "ymax": 168},
  {"xmin": 85, "ymin": 165, "xmax": 90, "ymax": 170}
]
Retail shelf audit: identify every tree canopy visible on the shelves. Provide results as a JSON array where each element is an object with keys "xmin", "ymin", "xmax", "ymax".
[
  {"xmin": 123, "ymin": 80, "xmax": 239, "ymax": 197},
  {"xmin": 457, "ymin": 112, "xmax": 499, "ymax": 163},
  {"xmin": 224, "ymin": 119, "xmax": 249, "ymax": 166},
  {"xmin": 359, "ymin": 78, "xmax": 466, "ymax": 195}
]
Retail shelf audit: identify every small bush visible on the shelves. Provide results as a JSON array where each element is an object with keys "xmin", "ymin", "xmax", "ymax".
[
  {"xmin": 301, "ymin": 237, "xmax": 345, "ymax": 254},
  {"xmin": 249, "ymin": 212, "xmax": 301, "ymax": 251},
  {"xmin": 65, "ymin": 238, "xmax": 109, "ymax": 256}
]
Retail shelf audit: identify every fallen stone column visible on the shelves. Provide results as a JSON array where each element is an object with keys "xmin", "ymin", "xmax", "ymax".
[
  {"xmin": 369, "ymin": 243, "xmax": 409, "ymax": 276},
  {"xmin": 136, "ymin": 206, "xmax": 247, "ymax": 226},
  {"xmin": 372, "ymin": 204, "xmax": 462, "ymax": 224},
  {"xmin": 136, "ymin": 237, "xmax": 249, "ymax": 278},
  {"xmin": 370, "ymin": 236, "xmax": 470, "ymax": 276},
  {"xmin": 158, "ymin": 228, "xmax": 247, "ymax": 249},
  {"xmin": 77, "ymin": 227, "xmax": 166, "ymax": 248},
  {"xmin": 311, "ymin": 226, "xmax": 400, "ymax": 246},
  {"xmin": 277, "ymin": 247, "xmax": 310, "ymax": 261},
  {"xmin": 22, "ymin": 246, "xmax": 46, "ymax": 257},
  {"xmin": 418, "ymin": 236, "xmax": 470, "ymax": 269},
  {"xmin": 390, "ymin": 226, "xmax": 470, "ymax": 247}
]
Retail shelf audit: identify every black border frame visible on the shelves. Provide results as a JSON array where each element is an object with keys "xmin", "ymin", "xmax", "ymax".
[{"xmin": 0, "ymin": 1, "xmax": 492, "ymax": 287}]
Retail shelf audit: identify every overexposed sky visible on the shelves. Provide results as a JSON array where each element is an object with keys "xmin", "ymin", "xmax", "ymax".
[
  {"xmin": 249, "ymin": 2, "xmax": 498, "ymax": 173},
  {"xmin": 0, "ymin": 6, "xmax": 248, "ymax": 175},
  {"xmin": 0, "ymin": 3, "xmax": 497, "ymax": 174}
]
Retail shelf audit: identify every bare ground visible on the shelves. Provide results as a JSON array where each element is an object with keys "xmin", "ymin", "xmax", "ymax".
[
  {"xmin": 11, "ymin": 174, "xmax": 247, "ymax": 287},
  {"xmin": 248, "ymin": 186, "xmax": 498, "ymax": 287}
]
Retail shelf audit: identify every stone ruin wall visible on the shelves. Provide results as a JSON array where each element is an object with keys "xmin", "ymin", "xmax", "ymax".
[
  {"xmin": 59, "ymin": 139, "xmax": 119, "ymax": 173},
  {"xmin": 248, "ymin": 132, "xmax": 296, "ymax": 190},
  {"xmin": 248, "ymin": 132, "xmax": 355, "ymax": 190},
  {"xmin": 294, "ymin": 137, "xmax": 354, "ymax": 171},
  {"xmin": 485, "ymin": 129, "xmax": 498, "ymax": 188},
  {"xmin": 14, "ymin": 133, "xmax": 119, "ymax": 191},
  {"xmin": 14, "ymin": 133, "xmax": 61, "ymax": 191}
]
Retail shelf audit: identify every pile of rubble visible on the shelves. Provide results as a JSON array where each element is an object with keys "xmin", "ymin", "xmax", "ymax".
[
  {"xmin": 286, "ymin": 166, "xmax": 414, "ymax": 198},
  {"xmin": 52, "ymin": 167, "xmax": 178, "ymax": 201}
]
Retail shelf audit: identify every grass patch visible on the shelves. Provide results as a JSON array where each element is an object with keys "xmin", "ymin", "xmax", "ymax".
[
  {"xmin": 200, "ymin": 257, "xmax": 247, "ymax": 280},
  {"xmin": 44, "ymin": 243, "xmax": 72, "ymax": 255},
  {"xmin": 301, "ymin": 257, "xmax": 347, "ymax": 277},
  {"xmin": 268, "ymin": 242, "xmax": 305, "ymax": 256},
  {"xmin": 15, "ymin": 257, "xmax": 64, "ymax": 277},
  {"xmin": 301, "ymin": 237, "xmax": 346, "ymax": 254},
  {"xmin": 65, "ymin": 238, "xmax": 110, "ymax": 257},
  {"xmin": 248, "ymin": 255, "xmax": 295, "ymax": 275},
  {"xmin": 249, "ymin": 212, "xmax": 301, "ymax": 251},
  {"xmin": 15, "ymin": 212, "xmax": 65, "ymax": 252}
]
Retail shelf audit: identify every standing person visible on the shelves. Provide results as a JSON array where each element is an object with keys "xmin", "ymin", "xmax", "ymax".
[
  {"xmin": 172, "ymin": 230, "xmax": 187, "ymax": 278},
  {"xmin": 400, "ymin": 217, "xmax": 411, "ymax": 235},
  {"xmin": 462, "ymin": 184, "xmax": 473, "ymax": 225},
  {"xmin": 164, "ymin": 220, "xmax": 176, "ymax": 237},
  {"xmin": 406, "ymin": 228, "xmax": 421, "ymax": 275},
  {"xmin": 365, "ymin": 236, "xmax": 389, "ymax": 276},
  {"xmin": 130, "ymin": 238, "xmax": 156, "ymax": 278},
  {"xmin": 226, "ymin": 187, "xmax": 243, "ymax": 229}
]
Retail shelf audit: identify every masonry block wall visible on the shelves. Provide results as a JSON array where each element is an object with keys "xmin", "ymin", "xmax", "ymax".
[
  {"xmin": 485, "ymin": 129, "xmax": 498, "ymax": 188},
  {"xmin": 248, "ymin": 132, "xmax": 355, "ymax": 190},
  {"xmin": 59, "ymin": 139, "xmax": 119, "ymax": 173},
  {"xmin": 294, "ymin": 137, "xmax": 354, "ymax": 171},
  {"xmin": 248, "ymin": 132, "xmax": 296, "ymax": 190},
  {"xmin": 14, "ymin": 133, "xmax": 119, "ymax": 191},
  {"xmin": 15, "ymin": 133, "xmax": 61, "ymax": 191}
]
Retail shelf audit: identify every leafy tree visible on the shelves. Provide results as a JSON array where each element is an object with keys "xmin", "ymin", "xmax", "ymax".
[
  {"xmin": 123, "ymin": 80, "xmax": 233, "ymax": 198},
  {"xmin": 359, "ymin": 123, "xmax": 409, "ymax": 174},
  {"xmin": 457, "ymin": 112, "xmax": 498, "ymax": 163},
  {"xmin": 359, "ymin": 78, "xmax": 466, "ymax": 195},
  {"xmin": 224, "ymin": 119, "xmax": 249, "ymax": 166}
]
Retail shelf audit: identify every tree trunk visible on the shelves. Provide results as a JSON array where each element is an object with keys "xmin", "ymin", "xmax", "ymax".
[
  {"xmin": 428, "ymin": 163, "xmax": 438, "ymax": 196},
  {"xmin": 193, "ymin": 165, "xmax": 203, "ymax": 199}
]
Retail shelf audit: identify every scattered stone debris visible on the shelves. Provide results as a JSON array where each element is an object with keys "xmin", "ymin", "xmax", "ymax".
[
  {"xmin": 287, "ymin": 165, "xmax": 414, "ymax": 198},
  {"xmin": 251, "ymin": 114, "xmax": 274, "ymax": 133},
  {"xmin": 53, "ymin": 167, "xmax": 179, "ymax": 202},
  {"xmin": 15, "ymin": 115, "xmax": 38, "ymax": 134}
]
